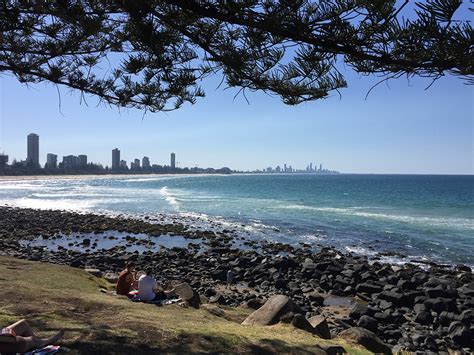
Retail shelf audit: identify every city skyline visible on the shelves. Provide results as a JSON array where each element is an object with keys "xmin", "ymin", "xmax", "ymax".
[
  {"xmin": 0, "ymin": 71, "xmax": 472, "ymax": 174},
  {"xmin": 0, "ymin": 133, "xmax": 341, "ymax": 173},
  {"xmin": 0, "ymin": 133, "xmax": 186, "ymax": 171}
]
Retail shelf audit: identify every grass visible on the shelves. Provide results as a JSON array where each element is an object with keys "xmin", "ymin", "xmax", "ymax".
[{"xmin": 0, "ymin": 256, "xmax": 369, "ymax": 354}]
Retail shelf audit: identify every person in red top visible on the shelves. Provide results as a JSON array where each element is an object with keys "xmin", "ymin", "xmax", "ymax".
[{"xmin": 116, "ymin": 261, "xmax": 138, "ymax": 296}]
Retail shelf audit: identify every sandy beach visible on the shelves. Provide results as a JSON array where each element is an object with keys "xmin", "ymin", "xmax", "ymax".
[{"xmin": 0, "ymin": 173, "xmax": 197, "ymax": 181}]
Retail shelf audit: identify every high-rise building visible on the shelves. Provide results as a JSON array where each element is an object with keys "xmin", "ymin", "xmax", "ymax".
[
  {"xmin": 27, "ymin": 133, "xmax": 39, "ymax": 167},
  {"xmin": 0, "ymin": 154, "xmax": 8, "ymax": 168},
  {"xmin": 170, "ymin": 152, "xmax": 176, "ymax": 169},
  {"xmin": 142, "ymin": 156, "xmax": 150, "ymax": 169},
  {"xmin": 112, "ymin": 148, "xmax": 120, "ymax": 170},
  {"xmin": 134, "ymin": 158, "xmax": 140, "ymax": 168},
  {"xmin": 78, "ymin": 155, "xmax": 87, "ymax": 167},
  {"xmin": 319, "ymin": 163, "xmax": 322, "ymax": 172},
  {"xmin": 120, "ymin": 160, "xmax": 128, "ymax": 169},
  {"xmin": 62, "ymin": 155, "xmax": 78, "ymax": 169},
  {"xmin": 45, "ymin": 153, "xmax": 57, "ymax": 169}
]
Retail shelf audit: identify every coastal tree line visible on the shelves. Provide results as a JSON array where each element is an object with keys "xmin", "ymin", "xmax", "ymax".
[{"xmin": 0, "ymin": 160, "xmax": 232, "ymax": 176}]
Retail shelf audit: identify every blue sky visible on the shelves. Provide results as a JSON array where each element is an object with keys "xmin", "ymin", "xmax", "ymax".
[{"xmin": 0, "ymin": 61, "xmax": 472, "ymax": 174}]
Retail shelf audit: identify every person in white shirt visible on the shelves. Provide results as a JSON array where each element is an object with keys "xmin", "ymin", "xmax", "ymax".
[
  {"xmin": 137, "ymin": 273, "xmax": 159, "ymax": 301},
  {"xmin": 137, "ymin": 269, "xmax": 176, "ymax": 302}
]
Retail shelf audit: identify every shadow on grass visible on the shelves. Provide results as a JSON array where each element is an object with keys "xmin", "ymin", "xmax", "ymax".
[{"xmin": 64, "ymin": 332, "xmax": 344, "ymax": 354}]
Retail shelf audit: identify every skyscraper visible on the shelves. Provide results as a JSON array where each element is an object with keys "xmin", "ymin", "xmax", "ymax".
[
  {"xmin": 170, "ymin": 152, "xmax": 176, "ymax": 169},
  {"xmin": 78, "ymin": 155, "xmax": 87, "ymax": 167},
  {"xmin": 142, "ymin": 156, "xmax": 150, "ymax": 169},
  {"xmin": 62, "ymin": 155, "xmax": 78, "ymax": 169},
  {"xmin": 45, "ymin": 153, "xmax": 57, "ymax": 169},
  {"xmin": 0, "ymin": 154, "xmax": 8, "ymax": 168},
  {"xmin": 134, "ymin": 158, "xmax": 140, "ymax": 168},
  {"xmin": 27, "ymin": 133, "xmax": 39, "ymax": 167},
  {"xmin": 112, "ymin": 148, "xmax": 120, "ymax": 170}
]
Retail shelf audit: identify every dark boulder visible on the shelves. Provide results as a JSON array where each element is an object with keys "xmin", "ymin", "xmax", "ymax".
[
  {"xmin": 448, "ymin": 321, "xmax": 472, "ymax": 348},
  {"xmin": 209, "ymin": 294, "xmax": 227, "ymax": 305},
  {"xmin": 455, "ymin": 264, "xmax": 472, "ymax": 273},
  {"xmin": 306, "ymin": 291, "xmax": 324, "ymax": 306},
  {"xmin": 309, "ymin": 315, "xmax": 331, "ymax": 339},
  {"xmin": 357, "ymin": 315, "xmax": 378, "ymax": 332},
  {"xmin": 291, "ymin": 314, "xmax": 316, "ymax": 334},
  {"xmin": 356, "ymin": 283, "xmax": 382, "ymax": 294},
  {"xmin": 378, "ymin": 291, "xmax": 404, "ymax": 306},
  {"xmin": 425, "ymin": 288, "xmax": 452, "ymax": 299},
  {"xmin": 349, "ymin": 303, "xmax": 370, "ymax": 319},
  {"xmin": 175, "ymin": 282, "xmax": 201, "ymax": 308},
  {"xmin": 275, "ymin": 278, "xmax": 287, "ymax": 289},
  {"xmin": 414, "ymin": 311, "xmax": 433, "ymax": 325},
  {"xmin": 339, "ymin": 327, "xmax": 392, "ymax": 354},
  {"xmin": 245, "ymin": 298, "xmax": 264, "ymax": 310}
]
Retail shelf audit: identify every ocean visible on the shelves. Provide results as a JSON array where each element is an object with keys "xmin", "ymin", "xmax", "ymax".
[{"xmin": 0, "ymin": 174, "xmax": 472, "ymax": 266}]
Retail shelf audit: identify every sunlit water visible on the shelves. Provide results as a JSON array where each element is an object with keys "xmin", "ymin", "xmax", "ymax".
[{"xmin": 1, "ymin": 174, "xmax": 472, "ymax": 266}]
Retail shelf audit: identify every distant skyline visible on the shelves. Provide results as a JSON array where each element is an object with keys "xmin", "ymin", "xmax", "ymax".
[{"xmin": 0, "ymin": 67, "xmax": 472, "ymax": 174}]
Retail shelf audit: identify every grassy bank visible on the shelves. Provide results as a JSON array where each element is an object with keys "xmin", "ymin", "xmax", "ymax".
[{"xmin": 0, "ymin": 256, "xmax": 368, "ymax": 354}]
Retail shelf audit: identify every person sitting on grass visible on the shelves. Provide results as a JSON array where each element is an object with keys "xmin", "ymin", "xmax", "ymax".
[
  {"xmin": 0, "ymin": 319, "xmax": 64, "ymax": 354},
  {"xmin": 137, "ymin": 268, "xmax": 175, "ymax": 302},
  {"xmin": 116, "ymin": 261, "xmax": 138, "ymax": 296}
]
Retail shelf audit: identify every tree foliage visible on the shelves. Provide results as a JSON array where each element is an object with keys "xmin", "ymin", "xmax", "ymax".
[{"xmin": 1, "ymin": 0, "xmax": 472, "ymax": 112}]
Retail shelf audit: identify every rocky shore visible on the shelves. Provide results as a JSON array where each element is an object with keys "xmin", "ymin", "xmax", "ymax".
[{"xmin": 1, "ymin": 206, "xmax": 473, "ymax": 353}]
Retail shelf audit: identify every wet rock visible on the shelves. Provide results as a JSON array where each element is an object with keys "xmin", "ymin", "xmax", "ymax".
[{"xmin": 456, "ymin": 264, "xmax": 472, "ymax": 273}]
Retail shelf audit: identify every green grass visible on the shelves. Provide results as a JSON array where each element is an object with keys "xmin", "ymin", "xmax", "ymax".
[{"xmin": 0, "ymin": 256, "xmax": 369, "ymax": 354}]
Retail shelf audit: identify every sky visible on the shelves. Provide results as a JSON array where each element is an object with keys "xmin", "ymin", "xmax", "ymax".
[
  {"xmin": 1, "ymin": 14, "xmax": 473, "ymax": 175},
  {"xmin": 0, "ymin": 66, "xmax": 472, "ymax": 174}
]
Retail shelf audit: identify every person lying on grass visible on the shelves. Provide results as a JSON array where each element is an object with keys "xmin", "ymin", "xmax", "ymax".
[
  {"xmin": 0, "ymin": 319, "xmax": 64, "ymax": 353},
  {"xmin": 116, "ymin": 261, "xmax": 139, "ymax": 296}
]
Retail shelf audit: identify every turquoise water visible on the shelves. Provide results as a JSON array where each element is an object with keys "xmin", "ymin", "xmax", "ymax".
[{"xmin": 0, "ymin": 174, "xmax": 472, "ymax": 265}]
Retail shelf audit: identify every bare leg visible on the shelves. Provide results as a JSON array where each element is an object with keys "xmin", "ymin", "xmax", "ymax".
[
  {"xmin": 22, "ymin": 330, "xmax": 65, "ymax": 352},
  {"xmin": 6, "ymin": 319, "xmax": 34, "ymax": 337}
]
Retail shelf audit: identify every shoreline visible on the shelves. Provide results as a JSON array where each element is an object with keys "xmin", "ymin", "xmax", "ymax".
[
  {"xmin": 1, "ymin": 206, "xmax": 472, "ymax": 352},
  {"xmin": 0, "ymin": 173, "xmax": 214, "ymax": 181}
]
